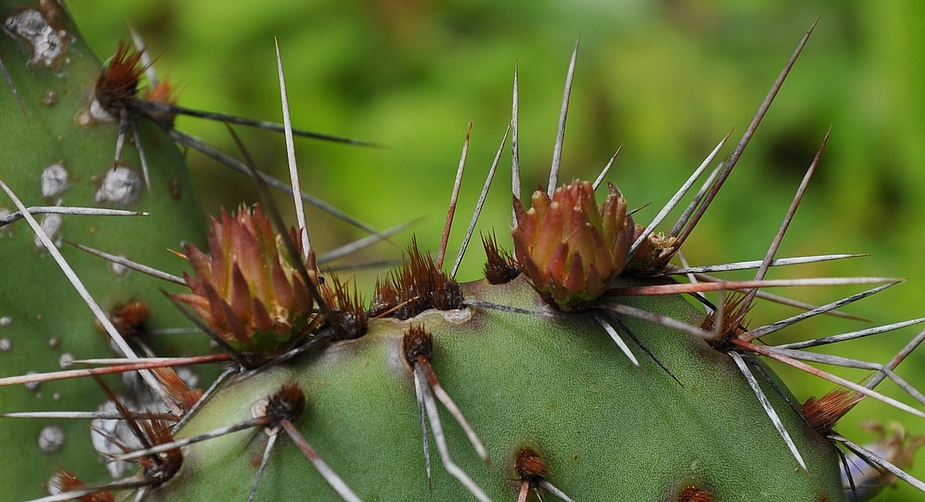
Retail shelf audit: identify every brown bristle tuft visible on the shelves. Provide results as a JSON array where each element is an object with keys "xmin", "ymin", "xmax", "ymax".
[
  {"xmin": 108, "ymin": 300, "xmax": 151, "ymax": 337},
  {"xmin": 137, "ymin": 418, "xmax": 183, "ymax": 486},
  {"xmin": 369, "ymin": 237, "xmax": 463, "ymax": 320},
  {"xmin": 677, "ymin": 486, "xmax": 714, "ymax": 502},
  {"xmin": 515, "ymin": 448, "xmax": 549, "ymax": 487},
  {"xmin": 402, "ymin": 324, "xmax": 434, "ymax": 368},
  {"xmin": 482, "ymin": 231, "xmax": 520, "ymax": 285},
  {"xmin": 153, "ymin": 366, "xmax": 203, "ymax": 411},
  {"xmin": 266, "ymin": 383, "xmax": 306, "ymax": 427},
  {"xmin": 321, "ymin": 273, "xmax": 368, "ymax": 341},
  {"xmin": 369, "ymin": 279, "xmax": 401, "ymax": 318},
  {"xmin": 49, "ymin": 470, "xmax": 115, "ymax": 502},
  {"xmin": 802, "ymin": 389, "xmax": 863, "ymax": 436},
  {"xmin": 701, "ymin": 292, "xmax": 751, "ymax": 350},
  {"xmin": 95, "ymin": 40, "xmax": 146, "ymax": 115}
]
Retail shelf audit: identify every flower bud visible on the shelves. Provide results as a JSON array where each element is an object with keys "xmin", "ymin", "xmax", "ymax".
[
  {"xmin": 174, "ymin": 204, "xmax": 319, "ymax": 354},
  {"xmin": 512, "ymin": 180, "xmax": 634, "ymax": 311}
]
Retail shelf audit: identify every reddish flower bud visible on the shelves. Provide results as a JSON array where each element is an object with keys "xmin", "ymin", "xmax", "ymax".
[
  {"xmin": 174, "ymin": 204, "xmax": 320, "ymax": 354},
  {"xmin": 512, "ymin": 180, "xmax": 634, "ymax": 311}
]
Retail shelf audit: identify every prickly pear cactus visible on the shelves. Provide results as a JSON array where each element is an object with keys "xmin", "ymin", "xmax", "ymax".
[{"xmin": 2, "ymin": 3, "xmax": 925, "ymax": 502}]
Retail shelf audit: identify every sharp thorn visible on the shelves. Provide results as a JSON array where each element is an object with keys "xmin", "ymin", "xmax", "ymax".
[
  {"xmin": 463, "ymin": 299, "xmax": 559, "ymax": 317},
  {"xmin": 675, "ymin": 20, "xmax": 816, "ymax": 245},
  {"xmin": 511, "ymin": 61, "xmax": 521, "ymax": 227},
  {"xmin": 280, "ymin": 420, "xmax": 363, "ymax": 502},
  {"xmin": 0, "ymin": 206, "xmax": 148, "ymax": 228},
  {"xmin": 133, "ymin": 99, "xmax": 383, "ymax": 147},
  {"xmin": 451, "ymin": 125, "xmax": 510, "ymax": 278},
  {"xmin": 687, "ymin": 271, "xmax": 873, "ymax": 322},
  {"xmin": 669, "ymin": 161, "xmax": 723, "ymax": 238},
  {"xmin": 0, "ymin": 411, "xmax": 175, "ymax": 420},
  {"xmin": 437, "ymin": 122, "xmax": 472, "ymax": 270},
  {"xmin": 743, "ymin": 282, "xmax": 896, "ymax": 340},
  {"xmin": 247, "ymin": 429, "xmax": 278, "ymax": 502},
  {"xmin": 767, "ymin": 346, "xmax": 925, "ymax": 407},
  {"xmin": 662, "ymin": 253, "xmax": 865, "ymax": 276},
  {"xmin": 601, "ymin": 301, "xmax": 715, "ymax": 340},
  {"xmin": 591, "ymin": 144, "xmax": 622, "ymax": 191},
  {"xmin": 741, "ymin": 129, "xmax": 829, "ymax": 313},
  {"xmin": 65, "ymin": 240, "xmax": 185, "ymax": 285},
  {"xmin": 605, "ymin": 312, "xmax": 683, "ymax": 386},
  {"xmin": 594, "ymin": 312, "xmax": 640, "ymax": 369},
  {"xmin": 610, "ymin": 277, "xmax": 902, "ymax": 297},
  {"xmin": 129, "ymin": 114, "xmax": 152, "ymax": 192},
  {"xmin": 547, "ymin": 35, "xmax": 580, "ymax": 196},
  {"xmin": 729, "ymin": 351, "xmax": 808, "ymax": 474},
  {"xmin": 26, "ymin": 478, "xmax": 151, "ymax": 502},
  {"xmin": 413, "ymin": 366, "xmax": 433, "ymax": 488},
  {"xmin": 736, "ymin": 339, "xmax": 925, "ymax": 420},
  {"xmin": 161, "ymin": 125, "xmax": 381, "ymax": 236},
  {"xmin": 128, "ymin": 23, "xmax": 158, "ymax": 86},
  {"xmin": 172, "ymin": 366, "xmax": 238, "ymax": 431},
  {"xmin": 318, "ymin": 219, "xmax": 419, "ymax": 264},
  {"xmin": 275, "ymin": 38, "xmax": 311, "ymax": 259},
  {"xmin": 871, "ymin": 327, "xmax": 925, "ymax": 389},
  {"xmin": 114, "ymin": 109, "xmax": 130, "ymax": 165},
  {"xmin": 117, "ymin": 418, "xmax": 264, "ymax": 462},
  {"xmin": 418, "ymin": 357, "xmax": 490, "ymax": 466},
  {"xmin": 776, "ymin": 318, "xmax": 925, "ymax": 350},
  {"xmin": 417, "ymin": 372, "xmax": 493, "ymax": 502},
  {"xmin": 539, "ymin": 480, "xmax": 577, "ymax": 502}
]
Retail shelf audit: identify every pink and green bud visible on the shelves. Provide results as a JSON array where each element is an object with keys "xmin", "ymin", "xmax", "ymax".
[
  {"xmin": 174, "ymin": 204, "xmax": 319, "ymax": 354},
  {"xmin": 512, "ymin": 180, "xmax": 634, "ymax": 311}
]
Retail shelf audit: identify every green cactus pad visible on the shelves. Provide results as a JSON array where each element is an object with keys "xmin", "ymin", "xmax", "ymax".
[
  {"xmin": 0, "ymin": 1, "xmax": 209, "ymax": 498},
  {"xmin": 147, "ymin": 276, "xmax": 844, "ymax": 501}
]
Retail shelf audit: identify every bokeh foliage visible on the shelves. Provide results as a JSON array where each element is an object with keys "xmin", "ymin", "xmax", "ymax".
[{"xmin": 64, "ymin": 1, "xmax": 925, "ymax": 499}]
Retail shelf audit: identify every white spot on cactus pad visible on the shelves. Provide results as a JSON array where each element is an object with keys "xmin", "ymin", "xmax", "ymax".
[
  {"xmin": 2, "ymin": 8, "xmax": 68, "ymax": 67},
  {"xmin": 34, "ymin": 213, "xmax": 61, "ymax": 249},
  {"xmin": 89, "ymin": 99, "xmax": 116, "ymax": 122},
  {"xmin": 40, "ymin": 162, "xmax": 69, "ymax": 199},
  {"xmin": 251, "ymin": 397, "xmax": 270, "ymax": 429},
  {"xmin": 42, "ymin": 89, "xmax": 56, "ymax": 107},
  {"xmin": 37, "ymin": 424, "xmax": 65, "ymax": 453},
  {"xmin": 0, "ymin": 338, "xmax": 10, "ymax": 352},
  {"xmin": 48, "ymin": 336, "xmax": 58, "ymax": 348},
  {"xmin": 58, "ymin": 353, "xmax": 73, "ymax": 368},
  {"xmin": 109, "ymin": 258, "xmax": 129, "ymax": 277},
  {"xmin": 91, "ymin": 401, "xmax": 144, "ymax": 478},
  {"xmin": 94, "ymin": 166, "xmax": 142, "ymax": 206},
  {"xmin": 0, "ymin": 316, "xmax": 11, "ymax": 327},
  {"xmin": 76, "ymin": 100, "xmax": 117, "ymax": 127},
  {"xmin": 24, "ymin": 371, "xmax": 40, "ymax": 391}
]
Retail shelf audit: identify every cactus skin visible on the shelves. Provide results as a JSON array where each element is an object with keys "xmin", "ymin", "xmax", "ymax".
[
  {"xmin": 0, "ymin": 1, "xmax": 210, "ymax": 499},
  {"xmin": 147, "ymin": 276, "xmax": 843, "ymax": 501}
]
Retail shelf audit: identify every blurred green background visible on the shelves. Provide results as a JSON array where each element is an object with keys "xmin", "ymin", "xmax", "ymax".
[{"xmin": 66, "ymin": 0, "xmax": 925, "ymax": 499}]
